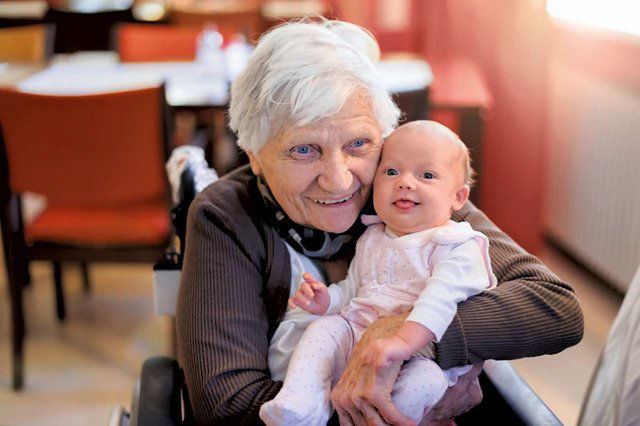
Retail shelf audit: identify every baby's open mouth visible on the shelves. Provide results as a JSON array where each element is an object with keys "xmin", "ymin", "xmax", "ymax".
[{"xmin": 394, "ymin": 199, "xmax": 420, "ymax": 208}]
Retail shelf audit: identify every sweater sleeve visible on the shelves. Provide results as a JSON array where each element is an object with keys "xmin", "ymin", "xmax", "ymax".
[
  {"xmin": 176, "ymin": 191, "xmax": 282, "ymax": 425},
  {"xmin": 435, "ymin": 202, "xmax": 585, "ymax": 369}
]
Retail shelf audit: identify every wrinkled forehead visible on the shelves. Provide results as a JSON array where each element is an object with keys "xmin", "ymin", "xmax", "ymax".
[{"xmin": 278, "ymin": 91, "xmax": 382, "ymax": 141}]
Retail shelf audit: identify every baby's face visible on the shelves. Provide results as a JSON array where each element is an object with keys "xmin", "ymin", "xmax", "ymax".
[{"xmin": 373, "ymin": 124, "xmax": 469, "ymax": 236}]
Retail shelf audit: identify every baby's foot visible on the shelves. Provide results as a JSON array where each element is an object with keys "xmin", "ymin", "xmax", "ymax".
[{"xmin": 259, "ymin": 393, "xmax": 330, "ymax": 426}]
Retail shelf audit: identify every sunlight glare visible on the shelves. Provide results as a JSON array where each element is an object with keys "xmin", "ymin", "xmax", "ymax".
[{"xmin": 547, "ymin": 0, "xmax": 640, "ymax": 37}]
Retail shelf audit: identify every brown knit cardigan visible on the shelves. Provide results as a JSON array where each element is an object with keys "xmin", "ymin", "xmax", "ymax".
[{"xmin": 176, "ymin": 165, "xmax": 584, "ymax": 425}]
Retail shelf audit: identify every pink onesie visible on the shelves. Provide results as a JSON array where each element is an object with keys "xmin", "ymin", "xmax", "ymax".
[{"xmin": 261, "ymin": 219, "xmax": 496, "ymax": 425}]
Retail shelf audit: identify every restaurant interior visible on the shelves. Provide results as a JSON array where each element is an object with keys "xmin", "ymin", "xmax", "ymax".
[{"xmin": 0, "ymin": 0, "xmax": 639, "ymax": 425}]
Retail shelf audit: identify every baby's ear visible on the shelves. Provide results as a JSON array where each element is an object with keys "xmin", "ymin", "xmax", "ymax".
[{"xmin": 453, "ymin": 185, "xmax": 470, "ymax": 210}]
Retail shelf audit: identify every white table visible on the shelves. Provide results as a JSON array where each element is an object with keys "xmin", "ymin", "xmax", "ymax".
[
  {"xmin": 14, "ymin": 51, "xmax": 433, "ymax": 108},
  {"xmin": 17, "ymin": 52, "xmax": 230, "ymax": 107}
]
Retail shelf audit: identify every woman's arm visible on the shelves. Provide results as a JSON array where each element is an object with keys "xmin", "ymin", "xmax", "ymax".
[
  {"xmin": 175, "ymin": 193, "xmax": 283, "ymax": 424},
  {"xmin": 438, "ymin": 201, "xmax": 584, "ymax": 368}
]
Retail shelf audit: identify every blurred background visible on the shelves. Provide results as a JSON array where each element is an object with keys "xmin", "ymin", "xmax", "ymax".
[{"xmin": 0, "ymin": 0, "xmax": 638, "ymax": 424}]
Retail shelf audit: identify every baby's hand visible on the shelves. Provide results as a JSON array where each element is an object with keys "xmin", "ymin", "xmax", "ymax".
[
  {"xmin": 364, "ymin": 336, "xmax": 413, "ymax": 370},
  {"xmin": 289, "ymin": 273, "xmax": 330, "ymax": 315},
  {"xmin": 365, "ymin": 322, "xmax": 436, "ymax": 369}
]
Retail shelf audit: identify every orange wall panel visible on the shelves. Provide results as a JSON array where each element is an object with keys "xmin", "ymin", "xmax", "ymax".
[{"xmin": 419, "ymin": 0, "xmax": 551, "ymax": 252}]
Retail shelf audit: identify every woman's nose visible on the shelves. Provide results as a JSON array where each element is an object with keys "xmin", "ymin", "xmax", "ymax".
[{"xmin": 318, "ymin": 154, "xmax": 353, "ymax": 193}]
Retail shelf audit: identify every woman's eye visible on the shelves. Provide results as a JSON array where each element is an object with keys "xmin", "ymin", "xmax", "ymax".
[
  {"xmin": 350, "ymin": 139, "xmax": 366, "ymax": 148},
  {"xmin": 385, "ymin": 168, "xmax": 398, "ymax": 176},
  {"xmin": 422, "ymin": 172, "xmax": 435, "ymax": 179},
  {"xmin": 291, "ymin": 145, "xmax": 313, "ymax": 155}
]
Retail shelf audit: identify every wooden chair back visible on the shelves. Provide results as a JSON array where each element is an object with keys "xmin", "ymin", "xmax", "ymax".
[
  {"xmin": 0, "ymin": 86, "xmax": 170, "ymax": 208},
  {"xmin": 170, "ymin": 2, "xmax": 264, "ymax": 43},
  {"xmin": 0, "ymin": 24, "xmax": 54, "ymax": 63},
  {"xmin": 116, "ymin": 23, "xmax": 201, "ymax": 62}
]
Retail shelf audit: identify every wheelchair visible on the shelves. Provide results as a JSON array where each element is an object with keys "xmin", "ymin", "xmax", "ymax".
[{"xmin": 110, "ymin": 148, "xmax": 562, "ymax": 426}]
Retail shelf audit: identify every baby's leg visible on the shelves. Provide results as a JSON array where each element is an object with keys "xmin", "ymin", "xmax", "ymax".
[
  {"xmin": 260, "ymin": 315, "xmax": 353, "ymax": 426},
  {"xmin": 392, "ymin": 358, "xmax": 449, "ymax": 423}
]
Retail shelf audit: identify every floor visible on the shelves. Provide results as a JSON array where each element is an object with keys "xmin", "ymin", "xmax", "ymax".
[{"xmin": 0, "ymin": 244, "xmax": 623, "ymax": 426}]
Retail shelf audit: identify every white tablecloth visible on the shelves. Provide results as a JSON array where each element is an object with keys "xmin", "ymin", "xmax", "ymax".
[
  {"xmin": 16, "ymin": 52, "xmax": 433, "ymax": 107},
  {"xmin": 18, "ymin": 58, "xmax": 229, "ymax": 107}
]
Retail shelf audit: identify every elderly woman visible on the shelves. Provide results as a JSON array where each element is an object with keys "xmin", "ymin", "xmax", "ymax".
[{"xmin": 176, "ymin": 19, "xmax": 583, "ymax": 425}]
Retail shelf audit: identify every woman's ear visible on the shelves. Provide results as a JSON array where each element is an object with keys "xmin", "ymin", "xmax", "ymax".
[
  {"xmin": 453, "ymin": 185, "xmax": 470, "ymax": 210},
  {"xmin": 246, "ymin": 151, "xmax": 262, "ymax": 176}
]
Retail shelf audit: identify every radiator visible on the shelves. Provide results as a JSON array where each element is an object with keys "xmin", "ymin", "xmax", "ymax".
[{"xmin": 544, "ymin": 62, "xmax": 640, "ymax": 292}]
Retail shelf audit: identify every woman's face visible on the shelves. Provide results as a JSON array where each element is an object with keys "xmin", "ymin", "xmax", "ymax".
[{"xmin": 248, "ymin": 93, "xmax": 383, "ymax": 233}]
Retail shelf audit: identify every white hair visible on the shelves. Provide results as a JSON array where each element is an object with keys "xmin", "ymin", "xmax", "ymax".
[{"xmin": 229, "ymin": 18, "xmax": 400, "ymax": 153}]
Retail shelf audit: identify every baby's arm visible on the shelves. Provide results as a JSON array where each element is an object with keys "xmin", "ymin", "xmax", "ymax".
[
  {"xmin": 408, "ymin": 238, "xmax": 492, "ymax": 341},
  {"xmin": 365, "ymin": 321, "xmax": 437, "ymax": 369},
  {"xmin": 289, "ymin": 257, "xmax": 360, "ymax": 315},
  {"xmin": 289, "ymin": 273, "xmax": 331, "ymax": 315}
]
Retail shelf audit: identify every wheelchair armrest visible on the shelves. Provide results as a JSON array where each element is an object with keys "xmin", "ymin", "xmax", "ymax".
[
  {"xmin": 458, "ymin": 360, "xmax": 562, "ymax": 425},
  {"xmin": 132, "ymin": 357, "xmax": 561, "ymax": 426},
  {"xmin": 482, "ymin": 360, "xmax": 561, "ymax": 425},
  {"xmin": 135, "ymin": 356, "xmax": 183, "ymax": 426}
]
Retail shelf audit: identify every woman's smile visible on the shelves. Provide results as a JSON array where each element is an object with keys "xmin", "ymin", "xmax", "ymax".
[{"xmin": 310, "ymin": 192, "xmax": 356, "ymax": 205}]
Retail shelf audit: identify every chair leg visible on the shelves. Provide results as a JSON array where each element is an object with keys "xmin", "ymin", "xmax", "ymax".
[
  {"xmin": 4, "ymin": 243, "xmax": 26, "ymax": 389},
  {"xmin": 5, "ymin": 256, "xmax": 26, "ymax": 390},
  {"xmin": 52, "ymin": 261, "xmax": 66, "ymax": 322},
  {"xmin": 21, "ymin": 260, "xmax": 31, "ymax": 288},
  {"xmin": 9, "ymin": 275, "xmax": 25, "ymax": 390},
  {"xmin": 15, "ymin": 198, "xmax": 31, "ymax": 288},
  {"xmin": 80, "ymin": 262, "xmax": 91, "ymax": 294},
  {"xmin": 2, "ymin": 195, "xmax": 27, "ymax": 390}
]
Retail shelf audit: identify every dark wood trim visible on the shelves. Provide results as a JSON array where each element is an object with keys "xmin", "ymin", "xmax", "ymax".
[
  {"xmin": 28, "ymin": 242, "xmax": 167, "ymax": 262},
  {"xmin": 42, "ymin": 23, "xmax": 56, "ymax": 62}
]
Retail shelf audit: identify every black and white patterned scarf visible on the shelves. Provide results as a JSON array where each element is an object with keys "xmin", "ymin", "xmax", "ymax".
[{"xmin": 256, "ymin": 176, "xmax": 370, "ymax": 260}]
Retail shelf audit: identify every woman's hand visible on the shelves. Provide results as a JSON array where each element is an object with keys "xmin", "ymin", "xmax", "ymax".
[
  {"xmin": 288, "ymin": 273, "xmax": 331, "ymax": 315},
  {"xmin": 331, "ymin": 314, "xmax": 416, "ymax": 426},
  {"xmin": 331, "ymin": 314, "xmax": 483, "ymax": 425}
]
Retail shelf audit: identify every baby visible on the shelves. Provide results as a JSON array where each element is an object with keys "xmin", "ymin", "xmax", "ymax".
[{"xmin": 260, "ymin": 120, "xmax": 496, "ymax": 425}]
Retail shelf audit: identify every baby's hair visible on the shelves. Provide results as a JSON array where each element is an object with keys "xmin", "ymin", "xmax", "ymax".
[
  {"xmin": 450, "ymin": 128, "xmax": 476, "ymax": 188},
  {"xmin": 392, "ymin": 120, "xmax": 476, "ymax": 187}
]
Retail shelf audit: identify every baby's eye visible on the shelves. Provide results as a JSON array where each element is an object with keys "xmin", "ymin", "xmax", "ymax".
[
  {"xmin": 422, "ymin": 172, "xmax": 435, "ymax": 179},
  {"xmin": 385, "ymin": 168, "xmax": 398, "ymax": 176}
]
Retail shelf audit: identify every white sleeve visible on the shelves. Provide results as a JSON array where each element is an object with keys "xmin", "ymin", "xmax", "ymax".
[
  {"xmin": 325, "ymin": 256, "xmax": 360, "ymax": 315},
  {"xmin": 407, "ymin": 239, "xmax": 491, "ymax": 341}
]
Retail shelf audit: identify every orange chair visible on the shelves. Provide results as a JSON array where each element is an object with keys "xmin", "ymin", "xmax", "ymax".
[
  {"xmin": 0, "ymin": 86, "xmax": 172, "ymax": 390},
  {"xmin": 116, "ymin": 23, "xmax": 201, "ymax": 62},
  {"xmin": 0, "ymin": 24, "xmax": 55, "ymax": 63},
  {"xmin": 170, "ymin": 2, "xmax": 265, "ymax": 43}
]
